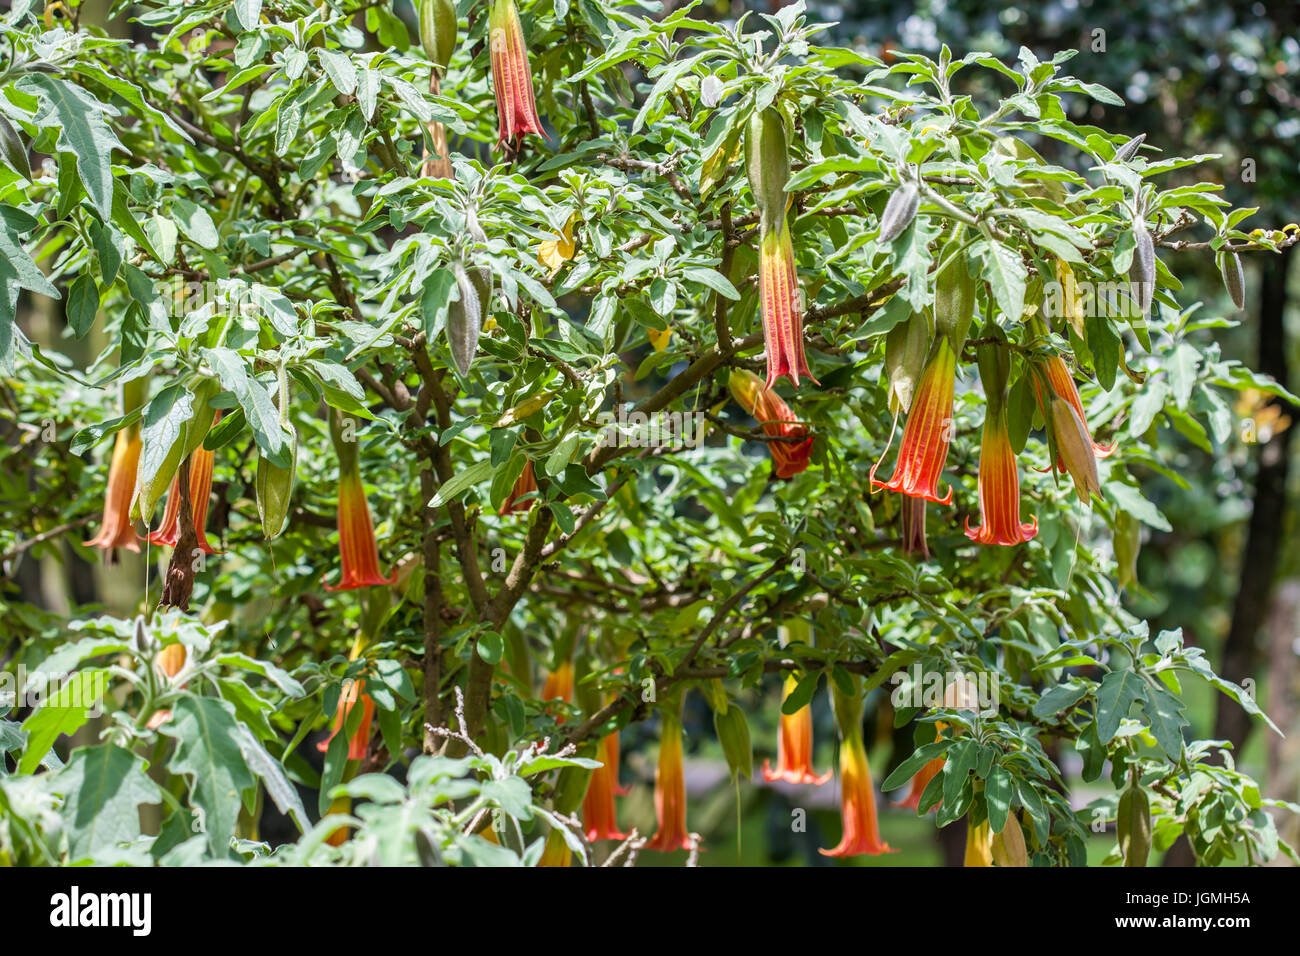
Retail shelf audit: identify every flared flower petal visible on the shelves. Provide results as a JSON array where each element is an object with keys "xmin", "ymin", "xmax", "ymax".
[
  {"xmin": 499, "ymin": 460, "xmax": 538, "ymax": 515},
  {"xmin": 583, "ymin": 734, "xmax": 628, "ymax": 842},
  {"xmin": 871, "ymin": 335, "xmax": 957, "ymax": 504},
  {"xmin": 762, "ymin": 674, "xmax": 831, "ymax": 785},
  {"xmin": 758, "ymin": 221, "xmax": 815, "ymax": 389},
  {"xmin": 728, "ymin": 368, "xmax": 814, "ymax": 479},
  {"xmin": 317, "ymin": 679, "xmax": 375, "ymax": 762},
  {"xmin": 489, "ymin": 0, "xmax": 545, "ymax": 146},
  {"xmin": 645, "ymin": 705, "xmax": 693, "ymax": 852},
  {"xmin": 326, "ymin": 471, "xmax": 397, "ymax": 590},
  {"xmin": 84, "ymin": 426, "xmax": 143, "ymax": 554},
  {"xmin": 965, "ymin": 409, "xmax": 1038, "ymax": 545}
]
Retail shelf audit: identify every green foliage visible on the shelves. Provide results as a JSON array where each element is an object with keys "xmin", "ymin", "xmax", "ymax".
[{"xmin": 0, "ymin": 0, "xmax": 1295, "ymax": 867}]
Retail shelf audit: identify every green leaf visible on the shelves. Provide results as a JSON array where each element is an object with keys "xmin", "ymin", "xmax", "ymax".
[
  {"xmin": 972, "ymin": 238, "xmax": 1027, "ymax": 321},
  {"xmin": 173, "ymin": 199, "xmax": 221, "ymax": 251},
  {"xmin": 1095, "ymin": 669, "xmax": 1146, "ymax": 744},
  {"xmin": 985, "ymin": 765, "xmax": 1014, "ymax": 833},
  {"xmin": 66, "ymin": 274, "xmax": 100, "ymax": 338},
  {"xmin": 1032, "ymin": 680, "xmax": 1089, "ymax": 719},
  {"xmin": 56, "ymin": 744, "xmax": 162, "ymax": 860},
  {"xmin": 21, "ymin": 75, "xmax": 121, "ymax": 217},
  {"xmin": 18, "ymin": 670, "xmax": 106, "ymax": 774},
  {"xmin": 1141, "ymin": 684, "xmax": 1188, "ymax": 761},
  {"xmin": 159, "ymin": 695, "xmax": 258, "ymax": 857},
  {"xmin": 429, "ymin": 460, "xmax": 493, "ymax": 508},
  {"xmin": 202, "ymin": 346, "xmax": 288, "ymax": 466}
]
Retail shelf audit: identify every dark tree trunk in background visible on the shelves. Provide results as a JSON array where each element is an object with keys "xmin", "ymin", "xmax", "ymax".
[
  {"xmin": 1216, "ymin": 245, "xmax": 1295, "ymax": 749},
  {"xmin": 1166, "ymin": 245, "xmax": 1295, "ymax": 867}
]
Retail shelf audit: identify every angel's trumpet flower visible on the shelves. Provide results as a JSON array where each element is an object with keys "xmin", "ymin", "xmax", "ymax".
[
  {"xmin": 728, "ymin": 369, "xmax": 814, "ymax": 479},
  {"xmin": 326, "ymin": 411, "xmax": 396, "ymax": 591},
  {"xmin": 871, "ymin": 335, "xmax": 957, "ymax": 504},
  {"xmin": 763, "ymin": 674, "xmax": 831, "ymax": 785},
  {"xmin": 499, "ymin": 460, "xmax": 538, "ymax": 515},
  {"xmin": 966, "ymin": 345, "xmax": 1037, "ymax": 546},
  {"xmin": 85, "ymin": 426, "xmax": 143, "ymax": 555},
  {"xmin": 317, "ymin": 678, "xmax": 375, "ymax": 762},
  {"xmin": 821, "ymin": 676, "xmax": 894, "ymax": 857},
  {"xmin": 746, "ymin": 108, "xmax": 815, "ymax": 388},
  {"xmin": 147, "ymin": 414, "xmax": 223, "ymax": 555},
  {"xmin": 541, "ymin": 659, "xmax": 574, "ymax": 703},
  {"xmin": 645, "ymin": 700, "xmax": 693, "ymax": 852},
  {"xmin": 1035, "ymin": 356, "xmax": 1115, "ymax": 460},
  {"xmin": 900, "ymin": 495, "xmax": 929, "ymax": 559},
  {"xmin": 583, "ymin": 735, "xmax": 628, "ymax": 842},
  {"xmin": 488, "ymin": 0, "xmax": 545, "ymax": 146}
]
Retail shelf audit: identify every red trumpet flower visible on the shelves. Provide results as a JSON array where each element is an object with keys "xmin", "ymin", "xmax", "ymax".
[
  {"xmin": 728, "ymin": 368, "xmax": 814, "ymax": 479},
  {"xmin": 488, "ymin": 0, "xmax": 545, "ymax": 146},
  {"xmin": 762, "ymin": 674, "xmax": 831, "ymax": 785},
  {"xmin": 317, "ymin": 679, "xmax": 375, "ymax": 762},
  {"xmin": 147, "ymin": 416, "xmax": 223, "ymax": 555},
  {"xmin": 645, "ymin": 702, "xmax": 693, "ymax": 852},
  {"xmin": 541, "ymin": 659, "xmax": 573, "ymax": 703},
  {"xmin": 965, "ymin": 408, "xmax": 1038, "ymax": 546},
  {"xmin": 822, "ymin": 677, "xmax": 894, "ymax": 857},
  {"xmin": 326, "ymin": 412, "xmax": 396, "ymax": 591},
  {"xmin": 1035, "ymin": 355, "xmax": 1115, "ymax": 460},
  {"xmin": 84, "ymin": 425, "xmax": 143, "ymax": 554},
  {"xmin": 583, "ymin": 734, "xmax": 628, "ymax": 842},
  {"xmin": 499, "ymin": 460, "xmax": 538, "ymax": 515},
  {"xmin": 758, "ymin": 221, "xmax": 815, "ymax": 388},
  {"xmin": 871, "ymin": 335, "xmax": 957, "ymax": 504}
]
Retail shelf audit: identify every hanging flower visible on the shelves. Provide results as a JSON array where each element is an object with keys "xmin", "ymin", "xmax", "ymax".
[
  {"xmin": 488, "ymin": 0, "xmax": 545, "ymax": 146},
  {"xmin": 965, "ymin": 818, "xmax": 994, "ymax": 867},
  {"xmin": 317, "ymin": 678, "xmax": 375, "ymax": 762},
  {"xmin": 146, "ymin": 643, "xmax": 188, "ymax": 730},
  {"xmin": 1035, "ymin": 356, "xmax": 1115, "ymax": 460},
  {"xmin": 147, "ymin": 415, "xmax": 223, "ymax": 555},
  {"xmin": 728, "ymin": 368, "xmax": 814, "ymax": 479},
  {"xmin": 499, "ymin": 460, "xmax": 538, "ymax": 515},
  {"xmin": 822, "ymin": 675, "xmax": 894, "ymax": 857},
  {"xmin": 605, "ymin": 725, "xmax": 631, "ymax": 796},
  {"xmin": 583, "ymin": 734, "xmax": 628, "ymax": 842},
  {"xmin": 762, "ymin": 674, "xmax": 831, "ymax": 785},
  {"xmin": 871, "ymin": 335, "xmax": 957, "ymax": 504},
  {"xmin": 326, "ymin": 412, "xmax": 395, "ymax": 591},
  {"xmin": 541, "ymin": 659, "xmax": 573, "ymax": 703},
  {"xmin": 1050, "ymin": 397, "xmax": 1103, "ymax": 504},
  {"xmin": 645, "ymin": 700, "xmax": 693, "ymax": 852},
  {"xmin": 965, "ymin": 407, "xmax": 1038, "ymax": 546},
  {"xmin": 900, "ymin": 494, "xmax": 929, "ymax": 559},
  {"xmin": 84, "ymin": 425, "xmax": 143, "ymax": 554},
  {"xmin": 758, "ymin": 221, "xmax": 815, "ymax": 389}
]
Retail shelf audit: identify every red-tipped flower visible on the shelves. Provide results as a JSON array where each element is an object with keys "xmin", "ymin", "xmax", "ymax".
[
  {"xmin": 822, "ymin": 677, "xmax": 894, "ymax": 857},
  {"xmin": 645, "ymin": 702, "xmax": 693, "ymax": 852},
  {"xmin": 147, "ymin": 417, "xmax": 223, "ymax": 555},
  {"xmin": 965, "ymin": 408, "xmax": 1038, "ymax": 546},
  {"xmin": 85, "ymin": 426, "xmax": 143, "ymax": 554},
  {"xmin": 583, "ymin": 734, "xmax": 629, "ymax": 842},
  {"xmin": 871, "ymin": 335, "xmax": 957, "ymax": 504},
  {"xmin": 327, "ymin": 471, "xmax": 397, "ymax": 590},
  {"xmin": 1033, "ymin": 355, "xmax": 1115, "ymax": 461},
  {"xmin": 326, "ymin": 411, "xmax": 396, "ymax": 591},
  {"xmin": 728, "ymin": 368, "xmax": 814, "ymax": 479},
  {"xmin": 758, "ymin": 222, "xmax": 815, "ymax": 389},
  {"xmin": 499, "ymin": 460, "xmax": 538, "ymax": 515},
  {"xmin": 318, "ymin": 679, "xmax": 375, "ymax": 762},
  {"xmin": 763, "ymin": 674, "xmax": 831, "ymax": 785},
  {"xmin": 489, "ymin": 0, "xmax": 545, "ymax": 146}
]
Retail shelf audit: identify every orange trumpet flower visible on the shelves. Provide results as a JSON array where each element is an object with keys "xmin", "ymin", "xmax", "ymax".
[
  {"xmin": 871, "ymin": 335, "xmax": 957, "ymax": 504},
  {"xmin": 822, "ymin": 677, "xmax": 894, "ymax": 857},
  {"xmin": 317, "ymin": 679, "xmax": 375, "ymax": 762},
  {"xmin": 84, "ymin": 425, "xmax": 143, "ymax": 554},
  {"xmin": 645, "ymin": 701, "xmax": 693, "ymax": 852},
  {"xmin": 488, "ymin": 0, "xmax": 545, "ymax": 146},
  {"xmin": 762, "ymin": 674, "xmax": 831, "ymax": 785},
  {"xmin": 147, "ymin": 414, "xmax": 223, "ymax": 555},
  {"xmin": 326, "ymin": 412, "xmax": 395, "ymax": 591},
  {"xmin": 758, "ymin": 221, "xmax": 814, "ymax": 388},
  {"xmin": 583, "ymin": 734, "xmax": 628, "ymax": 842},
  {"xmin": 965, "ymin": 408, "xmax": 1037, "ymax": 546},
  {"xmin": 728, "ymin": 368, "xmax": 814, "ymax": 479},
  {"xmin": 499, "ymin": 460, "xmax": 538, "ymax": 515},
  {"xmin": 1034, "ymin": 355, "xmax": 1115, "ymax": 460}
]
